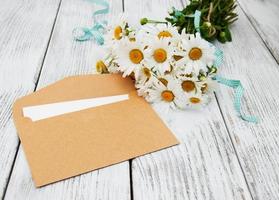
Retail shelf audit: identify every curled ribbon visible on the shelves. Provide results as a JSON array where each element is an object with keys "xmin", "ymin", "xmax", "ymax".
[
  {"xmin": 210, "ymin": 22, "xmax": 257, "ymax": 123},
  {"xmin": 73, "ymin": 0, "xmax": 109, "ymax": 45},
  {"xmin": 213, "ymin": 76, "xmax": 258, "ymax": 123},
  {"xmin": 187, "ymin": 9, "xmax": 257, "ymax": 123}
]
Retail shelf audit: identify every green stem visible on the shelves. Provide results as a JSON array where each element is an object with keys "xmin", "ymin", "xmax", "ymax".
[
  {"xmin": 207, "ymin": 2, "xmax": 213, "ymax": 22},
  {"xmin": 148, "ymin": 20, "xmax": 167, "ymax": 24},
  {"xmin": 140, "ymin": 18, "xmax": 167, "ymax": 25},
  {"xmin": 213, "ymin": 0, "xmax": 220, "ymax": 12}
]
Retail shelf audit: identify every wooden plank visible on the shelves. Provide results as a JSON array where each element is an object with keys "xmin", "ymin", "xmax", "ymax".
[
  {"xmin": 4, "ymin": 0, "xmax": 130, "ymax": 199},
  {"xmin": 0, "ymin": 0, "xmax": 61, "ymax": 198},
  {"xmin": 215, "ymin": 6, "xmax": 279, "ymax": 200},
  {"xmin": 124, "ymin": 0, "xmax": 253, "ymax": 199},
  {"xmin": 237, "ymin": 0, "xmax": 279, "ymax": 63}
]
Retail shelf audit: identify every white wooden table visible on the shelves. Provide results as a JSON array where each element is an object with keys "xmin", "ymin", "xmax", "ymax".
[{"xmin": 0, "ymin": 0, "xmax": 279, "ymax": 199}]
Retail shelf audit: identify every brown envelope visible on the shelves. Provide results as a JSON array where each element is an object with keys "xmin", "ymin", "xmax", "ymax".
[{"xmin": 13, "ymin": 74, "xmax": 179, "ymax": 187}]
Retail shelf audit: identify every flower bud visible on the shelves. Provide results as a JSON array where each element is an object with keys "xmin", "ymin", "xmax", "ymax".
[
  {"xmin": 203, "ymin": 21, "xmax": 212, "ymax": 28},
  {"xmin": 140, "ymin": 18, "xmax": 148, "ymax": 25},
  {"xmin": 168, "ymin": 7, "xmax": 174, "ymax": 15},
  {"xmin": 218, "ymin": 31, "xmax": 227, "ymax": 43}
]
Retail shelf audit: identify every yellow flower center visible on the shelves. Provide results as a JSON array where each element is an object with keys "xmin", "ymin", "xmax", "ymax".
[
  {"xmin": 114, "ymin": 26, "xmax": 122, "ymax": 40},
  {"xmin": 153, "ymin": 48, "xmax": 167, "ymax": 63},
  {"xmin": 142, "ymin": 67, "xmax": 151, "ymax": 78},
  {"xmin": 181, "ymin": 80, "xmax": 195, "ymax": 92},
  {"xmin": 158, "ymin": 31, "xmax": 172, "ymax": 38},
  {"xmin": 159, "ymin": 78, "xmax": 168, "ymax": 86},
  {"xmin": 129, "ymin": 49, "xmax": 144, "ymax": 64},
  {"xmin": 190, "ymin": 97, "xmax": 201, "ymax": 104},
  {"xmin": 96, "ymin": 60, "xmax": 108, "ymax": 73},
  {"xmin": 161, "ymin": 90, "xmax": 174, "ymax": 102},
  {"xmin": 188, "ymin": 47, "xmax": 202, "ymax": 60}
]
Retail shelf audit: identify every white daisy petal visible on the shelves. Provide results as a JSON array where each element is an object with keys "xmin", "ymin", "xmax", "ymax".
[{"xmin": 174, "ymin": 34, "xmax": 215, "ymax": 75}]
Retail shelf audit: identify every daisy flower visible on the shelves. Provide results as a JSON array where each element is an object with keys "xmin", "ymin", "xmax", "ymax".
[
  {"xmin": 175, "ymin": 34, "xmax": 215, "ymax": 75},
  {"xmin": 92, "ymin": 47, "xmax": 112, "ymax": 74},
  {"xmin": 145, "ymin": 38, "xmax": 175, "ymax": 74},
  {"xmin": 134, "ymin": 65, "xmax": 154, "ymax": 84},
  {"xmin": 104, "ymin": 14, "xmax": 132, "ymax": 45},
  {"xmin": 178, "ymin": 74, "xmax": 199, "ymax": 93},
  {"xmin": 135, "ymin": 66, "xmax": 164, "ymax": 97},
  {"xmin": 140, "ymin": 23, "xmax": 179, "ymax": 42},
  {"xmin": 146, "ymin": 77, "xmax": 186, "ymax": 111},
  {"xmin": 197, "ymin": 77, "xmax": 218, "ymax": 94},
  {"xmin": 185, "ymin": 92, "xmax": 209, "ymax": 109},
  {"xmin": 115, "ymin": 38, "xmax": 146, "ymax": 77},
  {"xmin": 135, "ymin": 74, "xmax": 156, "ymax": 97}
]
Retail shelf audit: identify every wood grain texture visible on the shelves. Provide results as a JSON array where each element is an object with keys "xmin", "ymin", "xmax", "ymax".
[
  {"xmin": 0, "ymin": 0, "xmax": 61, "ymax": 198},
  {"xmin": 237, "ymin": 0, "xmax": 279, "ymax": 63},
  {"xmin": 2, "ymin": 0, "xmax": 279, "ymax": 199},
  {"xmin": 215, "ymin": 6, "xmax": 279, "ymax": 200},
  {"xmin": 124, "ymin": 0, "xmax": 253, "ymax": 199},
  {"xmin": 4, "ymin": 0, "xmax": 130, "ymax": 199}
]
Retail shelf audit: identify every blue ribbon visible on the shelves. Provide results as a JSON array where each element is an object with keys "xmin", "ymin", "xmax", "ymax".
[
  {"xmin": 214, "ymin": 48, "xmax": 223, "ymax": 68},
  {"xmin": 191, "ymin": 10, "xmax": 257, "ymax": 123},
  {"xmin": 194, "ymin": 10, "xmax": 201, "ymax": 33},
  {"xmin": 212, "ymin": 42, "xmax": 257, "ymax": 123},
  {"xmin": 173, "ymin": 9, "xmax": 201, "ymax": 33},
  {"xmin": 73, "ymin": 0, "xmax": 109, "ymax": 45},
  {"xmin": 212, "ymin": 38, "xmax": 257, "ymax": 123},
  {"xmin": 213, "ymin": 76, "xmax": 258, "ymax": 123}
]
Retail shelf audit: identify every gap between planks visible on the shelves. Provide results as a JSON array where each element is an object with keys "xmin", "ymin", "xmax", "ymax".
[
  {"xmin": 236, "ymin": 1, "xmax": 279, "ymax": 66},
  {"xmin": 1, "ymin": 0, "xmax": 63, "ymax": 198},
  {"xmin": 181, "ymin": 0, "xmax": 262, "ymax": 198},
  {"xmin": 121, "ymin": 0, "xmax": 134, "ymax": 198},
  {"xmin": 4, "ymin": 0, "xmax": 130, "ymax": 199},
  {"xmin": 180, "ymin": 0, "xmax": 254, "ymax": 197},
  {"xmin": 126, "ymin": 0, "xmax": 253, "ymax": 199},
  {"xmin": 214, "ymin": 93, "xmax": 255, "ymax": 200}
]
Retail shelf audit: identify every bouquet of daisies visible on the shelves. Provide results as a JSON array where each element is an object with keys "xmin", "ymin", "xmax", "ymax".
[
  {"xmin": 94, "ymin": 15, "xmax": 220, "ymax": 112},
  {"xmin": 75, "ymin": 0, "xmax": 256, "ymax": 122}
]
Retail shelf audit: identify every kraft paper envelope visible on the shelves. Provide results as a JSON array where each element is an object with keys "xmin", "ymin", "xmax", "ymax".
[{"xmin": 13, "ymin": 74, "xmax": 179, "ymax": 187}]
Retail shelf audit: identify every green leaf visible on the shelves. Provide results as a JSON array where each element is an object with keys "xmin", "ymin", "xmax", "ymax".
[{"xmin": 166, "ymin": 0, "xmax": 238, "ymax": 43}]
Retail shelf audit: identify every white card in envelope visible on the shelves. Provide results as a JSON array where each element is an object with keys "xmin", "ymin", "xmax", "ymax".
[{"xmin": 23, "ymin": 94, "xmax": 129, "ymax": 121}]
